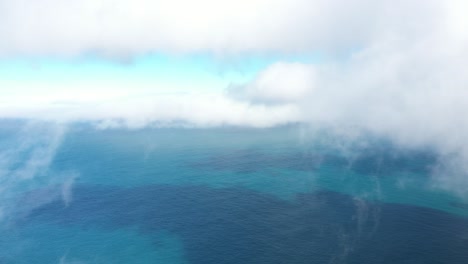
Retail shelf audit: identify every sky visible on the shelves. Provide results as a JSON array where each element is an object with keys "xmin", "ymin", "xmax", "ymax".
[{"xmin": 1, "ymin": 0, "xmax": 468, "ymax": 195}]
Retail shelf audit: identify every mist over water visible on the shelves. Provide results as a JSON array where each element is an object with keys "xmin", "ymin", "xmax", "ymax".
[
  {"xmin": 2, "ymin": 0, "xmax": 468, "ymax": 263},
  {"xmin": 1, "ymin": 121, "xmax": 467, "ymax": 263}
]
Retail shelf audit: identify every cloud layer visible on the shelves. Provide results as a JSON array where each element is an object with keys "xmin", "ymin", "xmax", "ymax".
[
  {"xmin": 0, "ymin": 0, "xmax": 454, "ymax": 57},
  {"xmin": 1, "ymin": 0, "xmax": 468, "ymax": 196}
]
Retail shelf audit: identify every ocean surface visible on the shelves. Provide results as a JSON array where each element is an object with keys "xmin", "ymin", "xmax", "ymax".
[{"xmin": 0, "ymin": 121, "xmax": 467, "ymax": 263}]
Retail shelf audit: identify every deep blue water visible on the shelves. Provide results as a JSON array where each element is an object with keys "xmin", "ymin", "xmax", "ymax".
[{"xmin": 0, "ymin": 121, "xmax": 467, "ymax": 263}]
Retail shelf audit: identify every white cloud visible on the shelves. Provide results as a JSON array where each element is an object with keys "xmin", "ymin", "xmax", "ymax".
[
  {"xmin": 229, "ymin": 62, "xmax": 316, "ymax": 104},
  {"xmin": 227, "ymin": 4, "xmax": 468, "ymax": 196},
  {"xmin": 0, "ymin": 122, "xmax": 72, "ymax": 223},
  {"xmin": 0, "ymin": 92, "xmax": 302, "ymax": 128},
  {"xmin": 0, "ymin": 0, "xmax": 442, "ymax": 58}
]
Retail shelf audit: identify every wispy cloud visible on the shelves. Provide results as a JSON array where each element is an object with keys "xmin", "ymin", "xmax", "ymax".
[{"xmin": 0, "ymin": 122, "xmax": 72, "ymax": 224}]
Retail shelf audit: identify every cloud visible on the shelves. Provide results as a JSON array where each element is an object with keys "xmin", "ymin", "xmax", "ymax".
[
  {"xmin": 0, "ymin": 93, "xmax": 301, "ymax": 128},
  {"xmin": 0, "ymin": 0, "xmax": 444, "ymax": 58},
  {"xmin": 229, "ymin": 62, "xmax": 317, "ymax": 104},
  {"xmin": 1, "ymin": 0, "xmax": 468, "ymax": 197},
  {"xmin": 227, "ymin": 1, "xmax": 468, "ymax": 196},
  {"xmin": 0, "ymin": 122, "xmax": 71, "ymax": 223}
]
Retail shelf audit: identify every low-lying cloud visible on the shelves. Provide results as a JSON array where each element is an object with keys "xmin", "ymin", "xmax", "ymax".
[
  {"xmin": 229, "ymin": 62, "xmax": 317, "ymax": 105},
  {"xmin": 0, "ymin": 93, "xmax": 302, "ymax": 128},
  {"xmin": 0, "ymin": 122, "xmax": 72, "ymax": 224}
]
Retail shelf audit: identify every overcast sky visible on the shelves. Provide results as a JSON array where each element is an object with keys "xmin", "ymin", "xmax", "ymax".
[{"xmin": 1, "ymin": 0, "xmax": 468, "ymax": 194}]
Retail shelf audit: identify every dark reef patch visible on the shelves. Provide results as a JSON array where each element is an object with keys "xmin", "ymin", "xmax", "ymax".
[{"xmin": 22, "ymin": 184, "xmax": 468, "ymax": 264}]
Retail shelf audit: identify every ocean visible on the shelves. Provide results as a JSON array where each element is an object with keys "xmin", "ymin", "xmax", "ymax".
[{"xmin": 0, "ymin": 121, "xmax": 467, "ymax": 263}]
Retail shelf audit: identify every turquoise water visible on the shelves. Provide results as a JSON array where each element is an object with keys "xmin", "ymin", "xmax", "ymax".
[{"xmin": 0, "ymin": 121, "xmax": 467, "ymax": 263}]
